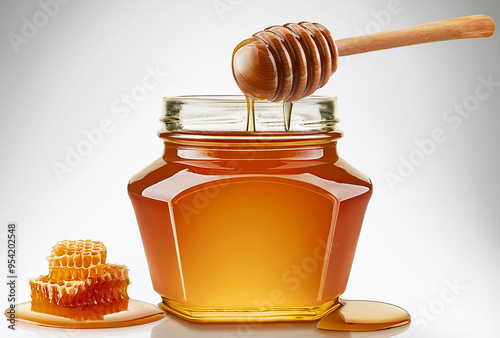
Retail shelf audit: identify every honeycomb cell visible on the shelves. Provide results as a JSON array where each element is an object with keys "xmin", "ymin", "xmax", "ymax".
[
  {"xmin": 47, "ymin": 240, "xmax": 107, "ymax": 279},
  {"xmin": 30, "ymin": 264, "xmax": 130, "ymax": 307}
]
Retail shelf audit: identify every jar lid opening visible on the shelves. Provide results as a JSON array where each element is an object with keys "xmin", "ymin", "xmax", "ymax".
[{"xmin": 161, "ymin": 95, "xmax": 339, "ymax": 133}]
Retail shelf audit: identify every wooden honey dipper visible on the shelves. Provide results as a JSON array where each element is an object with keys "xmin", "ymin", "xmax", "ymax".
[{"xmin": 232, "ymin": 15, "xmax": 495, "ymax": 103}]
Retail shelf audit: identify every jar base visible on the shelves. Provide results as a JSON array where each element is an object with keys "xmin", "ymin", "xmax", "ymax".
[{"xmin": 158, "ymin": 298, "xmax": 340, "ymax": 323}]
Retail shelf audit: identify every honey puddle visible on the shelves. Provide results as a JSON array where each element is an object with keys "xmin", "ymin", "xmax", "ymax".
[
  {"xmin": 8, "ymin": 299, "xmax": 164, "ymax": 328},
  {"xmin": 318, "ymin": 299, "xmax": 410, "ymax": 331}
]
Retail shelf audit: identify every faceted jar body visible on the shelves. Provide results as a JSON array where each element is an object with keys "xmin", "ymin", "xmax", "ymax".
[{"xmin": 128, "ymin": 96, "xmax": 372, "ymax": 322}]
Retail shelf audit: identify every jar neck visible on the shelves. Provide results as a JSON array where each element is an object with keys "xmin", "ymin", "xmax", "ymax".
[
  {"xmin": 162, "ymin": 95, "xmax": 339, "ymax": 133},
  {"xmin": 159, "ymin": 131, "xmax": 342, "ymax": 161}
]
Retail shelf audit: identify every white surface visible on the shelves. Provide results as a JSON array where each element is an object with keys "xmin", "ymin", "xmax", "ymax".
[
  {"xmin": 1, "ymin": 0, "xmax": 500, "ymax": 337},
  {"xmin": 13, "ymin": 313, "xmax": 413, "ymax": 338}
]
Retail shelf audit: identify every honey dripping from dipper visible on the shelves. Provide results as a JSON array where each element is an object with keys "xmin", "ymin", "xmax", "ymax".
[
  {"xmin": 232, "ymin": 16, "xmax": 495, "ymax": 132},
  {"xmin": 231, "ymin": 15, "xmax": 494, "ymax": 331},
  {"xmin": 231, "ymin": 22, "xmax": 413, "ymax": 332},
  {"xmin": 232, "ymin": 22, "xmax": 338, "ymax": 131}
]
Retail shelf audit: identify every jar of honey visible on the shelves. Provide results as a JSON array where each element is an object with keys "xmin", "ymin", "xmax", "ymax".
[{"xmin": 128, "ymin": 95, "xmax": 372, "ymax": 322}]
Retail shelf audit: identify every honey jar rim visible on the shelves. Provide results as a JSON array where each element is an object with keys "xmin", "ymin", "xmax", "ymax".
[{"xmin": 161, "ymin": 95, "xmax": 339, "ymax": 133}]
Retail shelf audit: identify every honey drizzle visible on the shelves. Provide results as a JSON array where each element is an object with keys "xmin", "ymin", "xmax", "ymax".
[
  {"xmin": 283, "ymin": 101, "xmax": 293, "ymax": 131},
  {"xmin": 245, "ymin": 97, "xmax": 294, "ymax": 132},
  {"xmin": 245, "ymin": 96, "xmax": 256, "ymax": 132}
]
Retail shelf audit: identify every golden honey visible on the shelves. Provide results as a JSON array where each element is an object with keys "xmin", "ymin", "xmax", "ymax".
[
  {"xmin": 12, "ymin": 300, "xmax": 164, "ymax": 328},
  {"xmin": 128, "ymin": 96, "xmax": 373, "ymax": 322},
  {"xmin": 6, "ymin": 233, "xmax": 164, "ymax": 329},
  {"xmin": 28, "ymin": 240, "xmax": 130, "ymax": 321}
]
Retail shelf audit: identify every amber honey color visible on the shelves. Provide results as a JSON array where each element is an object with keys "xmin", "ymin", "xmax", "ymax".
[
  {"xmin": 11, "ymin": 299, "xmax": 164, "ymax": 328},
  {"xmin": 6, "ymin": 240, "xmax": 165, "ymax": 328},
  {"xmin": 21, "ymin": 240, "xmax": 132, "ymax": 324},
  {"xmin": 128, "ymin": 130, "xmax": 372, "ymax": 322}
]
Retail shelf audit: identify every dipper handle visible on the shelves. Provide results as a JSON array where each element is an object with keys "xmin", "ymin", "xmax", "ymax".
[
  {"xmin": 336, "ymin": 14, "xmax": 495, "ymax": 56},
  {"xmin": 232, "ymin": 15, "xmax": 495, "ymax": 102}
]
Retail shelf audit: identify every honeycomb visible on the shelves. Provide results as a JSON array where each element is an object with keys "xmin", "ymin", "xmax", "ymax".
[
  {"xmin": 30, "ymin": 264, "xmax": 130, "ymax": 307},
  {"xmin": 47, "ymin": 240, "xmax": 107, "ymax": 279},
  {"xmin": 30, "ymin": 240, "xmax": 130, "ymax": 319}
]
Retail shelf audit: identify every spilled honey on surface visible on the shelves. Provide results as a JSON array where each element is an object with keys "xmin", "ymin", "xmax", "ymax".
[
  {"xmin": 11, "ymin": 299, "xmax": 164, "ymax": 328},
  {"xmin": 5, "ymin": 240, "xmax": 165, "ymax": 328},
  {"xmin": 28, "ymin": 240, "xmax": 130, "ymax": 320},
  {"xmin": 318, "ymin": 299, "xmax": 411, "ymax": 331}
]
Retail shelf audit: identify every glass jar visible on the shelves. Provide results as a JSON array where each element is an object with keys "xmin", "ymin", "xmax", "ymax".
[{"xmin": 128, "ymin": 95, "xmax": 372, "ymax": 322}]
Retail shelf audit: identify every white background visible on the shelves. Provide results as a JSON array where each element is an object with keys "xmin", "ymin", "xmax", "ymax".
[{"xmin": 1, "ymin": 0, "xmax": 499, "ymax": 337}]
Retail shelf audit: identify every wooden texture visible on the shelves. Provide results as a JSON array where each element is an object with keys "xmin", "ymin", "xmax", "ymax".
[
  {"xmin": 336, "ymin": 15, "xmax": 495, "ymax": 56},
  {"xmin": 232, "ymin": 15, "xmax": 495, "ymax": 101},
  {"xmin": 232, "ymin": 22, "xmax": 339, "ymax": 102}
]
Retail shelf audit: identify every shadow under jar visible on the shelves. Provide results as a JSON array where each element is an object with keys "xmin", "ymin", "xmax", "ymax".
[{"xmin": 128, "ymin": 95, "xmax": 372, "ymax": 323}]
